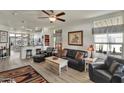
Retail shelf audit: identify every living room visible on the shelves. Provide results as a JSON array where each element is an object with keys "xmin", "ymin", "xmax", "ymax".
[{"xmin": 0, "ymin": 10, "xmax": 124, "ymax": 83}]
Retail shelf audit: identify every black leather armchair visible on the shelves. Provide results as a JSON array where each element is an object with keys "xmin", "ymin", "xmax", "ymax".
[
  {"xmin": 112, "ymin": 72, "xmax": 124, "ymax": 83},
  {"xmin": 89, "ymin": 56, "xmax": 124, "ymax": 83},
  {"xmin": 33, "ymin": 47, "xmax": 54, "ymax": 63},
  {"xmin": 42, "ymin": 47, "xmax": 54, "ymax": 57}
]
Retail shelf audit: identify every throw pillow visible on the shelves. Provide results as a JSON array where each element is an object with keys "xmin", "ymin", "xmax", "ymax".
[
  {"xmin": 62, "ymin": 50, "xmax": 67, "ymax": 57},
  {"xmin": 108, "ymin": 61, "xmax": 120, "ymax": 74},
  {"xmin": 75, "ymin": 52, "xmax": 84, "ymax": 61},
  {"xmin": 115, "ymin": 64, "xmax": 124, "ymax": 73}
]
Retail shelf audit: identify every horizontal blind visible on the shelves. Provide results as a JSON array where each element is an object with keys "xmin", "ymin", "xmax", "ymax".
[{"xmin": 92, "ymin": 24, "xmax": 124, "ymax": 34}]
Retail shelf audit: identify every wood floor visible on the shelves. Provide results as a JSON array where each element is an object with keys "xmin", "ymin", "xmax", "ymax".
[{"xmin": 0, "ymin": 51, "xmax": 92, "ymax": 83}]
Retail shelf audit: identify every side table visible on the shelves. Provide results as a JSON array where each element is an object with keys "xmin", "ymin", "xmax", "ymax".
[{"xmin": 85, "ymin": 58, "xmax": 97, "ymax": 72}]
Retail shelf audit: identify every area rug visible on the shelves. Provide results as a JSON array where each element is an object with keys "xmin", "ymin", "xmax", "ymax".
[{"xmin": 0, "ymin": 65, "xmax": 48, "ymax": 83}]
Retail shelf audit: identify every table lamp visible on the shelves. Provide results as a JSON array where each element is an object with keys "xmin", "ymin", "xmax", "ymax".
[{"xmin": 87, "ymin": 45, "xmax": 94, "ymax": 58}]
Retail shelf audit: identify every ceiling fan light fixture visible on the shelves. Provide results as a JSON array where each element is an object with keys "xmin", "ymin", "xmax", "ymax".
[
  {"xmin": 49, "ymin": 17, "xmax": 56, "ymax": 22},
  {"xmin": 40, "ymin": 10, "xmax": 65, "ymax": 22}
]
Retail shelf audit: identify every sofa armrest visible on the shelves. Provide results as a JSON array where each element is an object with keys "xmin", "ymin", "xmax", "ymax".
[
  {"xmin": 78, "ymin": 60, "xmax": 85, "ymax": 65},
  {"xmin": 93, "ymin": 64, "xmax": 107, "ymax": 70},
  {"xmin": 112, "ymin": 72, "xmax": 124, "ymax": 83},
  {"xmin": 41, "ymin": 50, "xmax": 46, "ymax": 53}
]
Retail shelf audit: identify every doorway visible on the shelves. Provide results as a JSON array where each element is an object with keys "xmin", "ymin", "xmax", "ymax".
[{"xmin": 9, "ymin": 33, "xmax": 29, "ymax": 58}]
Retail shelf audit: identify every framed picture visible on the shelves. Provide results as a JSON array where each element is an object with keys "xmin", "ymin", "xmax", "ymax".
[
  {"xmin": 68, "ymin": 31, "xmax": 83, "ymax": 46},
  {"xmin": 0, "ymin": 31, "xmax": 8, "ymax": 43}
]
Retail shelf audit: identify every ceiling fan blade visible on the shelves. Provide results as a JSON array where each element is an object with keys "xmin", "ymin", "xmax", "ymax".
[
  {"xmin": 42, "ymin": 10, "xmax": 50, "ymax": 16},
  {"xmin": 57, "ymin": 18, "xmax": 65, "ymax": 22},
  {"xmin": 56, "ymin": 12, "xmax": 65, "ymax": 17},
  {"xmin": 38, "ymin": 17, "xmax": 49, "ymax": 19}
]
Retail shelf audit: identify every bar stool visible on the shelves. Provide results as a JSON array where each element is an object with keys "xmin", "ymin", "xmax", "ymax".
[
  {"xmin": 0, "ymin": 49, "xmax": 3, "ymax": 60},
  {"xmin": 26, "ymin": 49, "xmax": 32, "ymax": 59},
  {"xmin": 2, "ymin": 49, "xmax": 6, "ymax": 59}
]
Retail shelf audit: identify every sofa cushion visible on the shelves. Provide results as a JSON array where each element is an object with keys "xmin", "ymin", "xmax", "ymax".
[
  {"xmin": 66, "ymin": 49, "xmax": 77, "ymax": 59},
  {"xmin": 66, "ymin": 58, "xmax": 78, "ymax": 63},
  {"xmin": 46, "ymin": 47, "xmax": 54, "ymax": 52},
  {"xmin": 62, "ymin": 57, "xmax": 78, "ymax": 63},
  {"xmin": 95, "ymin": 64, "xmax": 108, "ymax": 69},
  {"xmin": 108, "ymin": 61, "xmax": 120, "ymax": 74},
  {"xmin": 94, "ymin": 69, "xmax": 112, "ymax": 82},
  {"xmin": 105, "ymin": 56, "xmax": 124, "ymax": 69},
  {"xmin": 115, "ymin": 64, "xmax": 124, "ymax": 73},
  {"xmin": 75, "ymin": 51, "xmax": 84, "ymax": 61}
]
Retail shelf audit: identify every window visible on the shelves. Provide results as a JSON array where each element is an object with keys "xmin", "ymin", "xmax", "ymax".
[
  {"xmin": 94, "ymin": 16, "xmax": 123, "ymax": 28},
  {"xmin": 94, "ymin": 33, "xmax": 123, "ymax": 56},
  {"xmin": 93, "ymin": 16, "xmax": 124, "ymax": 57},
  {"xmin": 10, "ymin": 33, "xmax": 29, "ymax": 47},
  {"xmin": 53, "ymin": 37, "xmax": 57, "ymax": 47},
  {"xmin": 22, "ymin": 34, "xmax": 28, "ymax": 38},
  {"xmin": 95, "ymin": 44, "xmax": 108, "ymax": 54},
  {"xmin": 16, "ymin": 34, "xmax": 21, "ymax": 37},
  {"xmin": 109, "ymin": 44, "xmax": 122, "ymax": 55},
  {"xmin": 9, "ymin": 33, "xmax": 15, "ymax": 37},
  {"xmin": 108, "ymin": 33, "xmax": 123, "ymax": 43},
  {"xmin": 94, "ymin": 34, "xmax": 107, "ymax": 43}
]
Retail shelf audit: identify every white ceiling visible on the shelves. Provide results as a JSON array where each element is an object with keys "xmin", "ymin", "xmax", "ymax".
[{"xmin": 0, "ymin": 10, "xmax": 118, "ymax": 32}]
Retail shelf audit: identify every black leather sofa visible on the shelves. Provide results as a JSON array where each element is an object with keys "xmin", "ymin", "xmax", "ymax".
[
  {"xmin": 33, "ymin": 47, "xmax": 54, "ymax": 63},
  {"xmin": 42, "ymin": 47, "xmax": 54, "ymax": 57},
  {"xmin": 89, "ymin": 56, "xmax": 124, "ymax": 83},
  {"xmin": 62, "ymin": 49, "xmax": 88, "ymax": 72}
]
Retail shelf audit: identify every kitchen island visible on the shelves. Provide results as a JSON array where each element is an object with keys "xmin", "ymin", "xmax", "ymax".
[{"xmin": 20, "ymin": 46, "xmax": 43, "ymax": 59}]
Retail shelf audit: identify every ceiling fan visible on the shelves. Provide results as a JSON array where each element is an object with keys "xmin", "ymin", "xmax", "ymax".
[{"xmin": 38, "ymin": 10, "xmax": 66, "ymax": 23}]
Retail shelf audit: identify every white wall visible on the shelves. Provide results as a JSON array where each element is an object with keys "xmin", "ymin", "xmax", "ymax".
[
  {"xmin": 62, "ymin": 21, "xmax": 94, "ymax": 51},
  {"xmin": 41, "ymin": 22, "xmax": 94, "ymax": 57}
]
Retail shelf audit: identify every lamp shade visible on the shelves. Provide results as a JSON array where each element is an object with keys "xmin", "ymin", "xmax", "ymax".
[{"xmin": 87, "ymin": 45, "xmax": 94, "ymax": 51}]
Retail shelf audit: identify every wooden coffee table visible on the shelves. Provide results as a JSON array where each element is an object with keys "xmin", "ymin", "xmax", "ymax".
[{"xmin": 45, "ymin": 56, "xmax": 68, "ymax": 76}]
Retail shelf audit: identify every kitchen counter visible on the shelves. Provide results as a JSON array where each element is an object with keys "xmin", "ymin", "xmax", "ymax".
[{"xmin": 20, "ymin": 45, "xmax": 43, "ymax": 59}]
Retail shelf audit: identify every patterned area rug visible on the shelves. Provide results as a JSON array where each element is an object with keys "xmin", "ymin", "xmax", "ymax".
[{"xmin": 0, "ymin": 65, "xmax": 48, "ymax": 83}]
